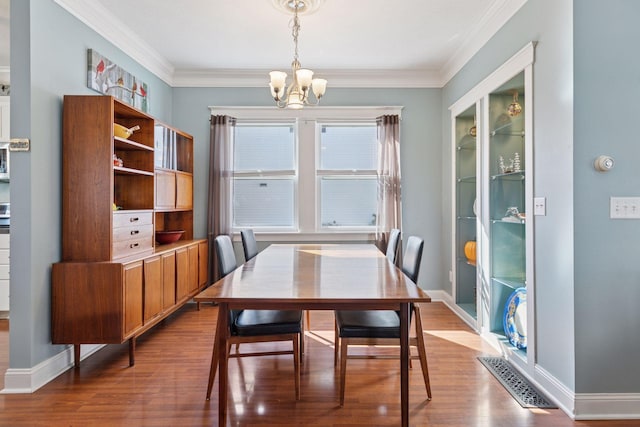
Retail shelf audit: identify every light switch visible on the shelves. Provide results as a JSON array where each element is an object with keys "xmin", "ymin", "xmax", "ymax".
[
  {"xmin": 534, "ymin": 197, "xmax": 546, "ymax": 216},
  {"xmin": 610, "ymin": 197, "xmax": 640, "ymax": 219}
]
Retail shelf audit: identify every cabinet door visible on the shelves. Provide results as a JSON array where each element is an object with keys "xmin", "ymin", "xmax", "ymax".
[
  {"xmin": 155, "ymin": 170, "xmax": 176, "ymax": 209},
  {"xmin": 162, "ymin": 251, "xmax": 176, "ymax": 310},
  {"xmin": 143, "ymin": 256, "xmax": 163, "ymax": 323},
  {"xmin": 175, "ymin": 247, "xmax": 189, "ymax": 302},
  {"xmin": 188, "ymin": 244, "xmax": 199, "ymax": 293},
  {"xmin": 123, "ymin": 261, "xmax": 143, "ymax": 338},
  {"xmin": 176, "ymin": 172, "xmax": 193, "ymax": 210},
  {"xmin": 198, "ymin": 240, "xmax": 209, "ymax": 288}
]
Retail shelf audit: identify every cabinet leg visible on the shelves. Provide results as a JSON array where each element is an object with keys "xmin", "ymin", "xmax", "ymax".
[
  {"xmin": 129, "ymin": 337, "xmax": 136, "ymax": 367},
  {"xmin": 74, "ymin": 344, "xmax": 81, "ymax": 369}
]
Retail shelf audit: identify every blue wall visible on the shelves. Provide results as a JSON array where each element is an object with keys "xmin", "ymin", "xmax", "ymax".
[
  {"xmin": 172, "ymin": 87, "xmax": 443, "ymax": 290},
  {"xmin": 574, "ymin": 0, "xmax": 640, "ymax": 393}
]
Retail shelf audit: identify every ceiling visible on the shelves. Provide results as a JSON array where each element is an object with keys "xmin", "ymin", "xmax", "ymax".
[{"xmin": 1, "ymin": 0, "xmax": 527, "ymax": 87}]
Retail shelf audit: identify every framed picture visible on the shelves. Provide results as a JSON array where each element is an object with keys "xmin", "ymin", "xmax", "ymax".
[{"xmin": 87, "ymin": 49, "xmax": 149, "ymax": 112}]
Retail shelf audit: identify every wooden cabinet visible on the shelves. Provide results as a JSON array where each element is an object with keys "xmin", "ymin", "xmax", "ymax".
[
  {"xmin": 143, "ymin": 256, "xmax": 163, "ymax": 323},
  {"xmin": 123, "ymin": 261, "xmax": 144, "ymax": 338},
  {"xmin": 188, "ymin": 243, "xmax": 199, "ymax": 293},
  {"xmin": 52, "ymin": 95, "xmax": 208, "ymax": 367},
  {"xmin": 175, "ymin": 247, "xmax": 190, "ymax": 304},
  {"xmin": 154, "ymin": 122, "xmax": 194, "ymax": 240},
  {"xmin": 198, "ymin": 240, "xmax": 208, "ymax": 288},
  {"xmin": 162, "ymin": 251, "xmax": 176, "ymax": 310},
  {"xmin": 61, "ymin": 95, "xmax": 155, "ymax": 262}
]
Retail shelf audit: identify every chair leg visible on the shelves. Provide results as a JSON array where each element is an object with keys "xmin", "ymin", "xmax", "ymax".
[
  {"xmin": 293, "ymin": 334, "xmax": 301, "ymax": 400},
  {"xmin": 339, "ymin": 337, "xmax": 349, "ymax": 407},
  {"xmin": 413, "ymin": 305, "xmax": 432, "ymax": 399}
]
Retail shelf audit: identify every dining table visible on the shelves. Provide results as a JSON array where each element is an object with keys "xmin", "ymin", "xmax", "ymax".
[{"xmin": 194, "ymin": 243, "xmax": 432, "ymax": 427}]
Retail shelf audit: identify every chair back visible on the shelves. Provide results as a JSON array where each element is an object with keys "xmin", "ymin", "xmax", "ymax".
[
  {"xmin": 240, "ymin": 229, "xmax": 259, "ymax": 261},
  {"xmin": 385, "ymin": 229, "xmax": 401, "ymax": 264},
  {"xmin": 401, "ymin": 236, "xmax": 424, "ymax": 283},
  {"xmin": 214, "ymin": 235, "xmax": 238, "ymax": 277}
]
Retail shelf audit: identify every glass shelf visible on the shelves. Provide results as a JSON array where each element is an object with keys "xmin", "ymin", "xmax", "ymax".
[
  {"xmin": 490, "ymin": 121, "xmax": 525, "ymax": 137},
  {"xmin": 457, "ymin": 216, "xmax": 476, "ymax": 221},
  {"xmin": 457, "ymin": 138, "xmax": 476, "ymax": 150},
  {"xmin": 491, "ymin": 218, "xmax": 525, "ymax": 224},
  {"xmin": 457, "ymin": 175, "xmax": 476, "ymax": 183},
  {"xmin": 491, "ymin": 171, "xmax": 524, "ymax": 180}
]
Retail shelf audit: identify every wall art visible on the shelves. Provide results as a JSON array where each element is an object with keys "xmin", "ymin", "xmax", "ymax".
[{"xmin": 87, "ymin": 49, "xmax": 149, "ymax": 112}]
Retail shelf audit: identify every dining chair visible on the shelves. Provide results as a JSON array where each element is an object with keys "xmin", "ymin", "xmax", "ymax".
[
  {"xmin": 333, "ymin": 235, "xmax": 431, "ymax": 406},
  {"xmin": 240, "ymin": 228, "xmax": 259, "ymax": 261},
  {"xmin": 207, "ymin": 235, "xmax": 304, "ymax": 400},
  {"xmin": 385, "ymin": 228, "xmax": 401, "ymax": 265}
]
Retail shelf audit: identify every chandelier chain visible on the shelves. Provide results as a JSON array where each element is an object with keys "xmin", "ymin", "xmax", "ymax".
[{"xmin": 290, "ymin": 1, "xmax": 301, "ymax": 62}]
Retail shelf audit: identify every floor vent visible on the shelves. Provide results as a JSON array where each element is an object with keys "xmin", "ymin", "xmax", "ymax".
[{"xmin": 478, "ymin": 356, "xmax": 557, "ymax": 409}]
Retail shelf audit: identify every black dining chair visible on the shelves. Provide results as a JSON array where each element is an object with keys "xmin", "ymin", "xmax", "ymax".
[
  {"xmin": 207, "ymin": 235, "xmax": 304, "ymax": 400},
  {"xmin": 240, "ymin": 228, "xmax": 259, "ymax": 261},
  {"xmin": 333, "ymin": 235, "xmax": 431, "ymax": 406},
  {"xmin": 385, "ymin": 228, "xmax": 401, "ymax": 265}
]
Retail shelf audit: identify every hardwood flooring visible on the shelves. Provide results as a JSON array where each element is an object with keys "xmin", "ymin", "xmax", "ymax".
[{"xmin": 0, "ymin": 303, "xmax": 635, "ymax": 426}]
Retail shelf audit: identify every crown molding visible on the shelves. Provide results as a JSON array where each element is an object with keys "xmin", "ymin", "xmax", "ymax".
[
  {"xmin": 439, "ymin": 0, "xmax": 528, "ymax": 86},
  {"xmin": 54, "ymin": 0, "xmax": 526, "ymax": 89},
  {"xmin": 53, "ymin": 0, "xmax": 175, "ymax": 85},
  {"xmin": 173, "ymin": 68, "xmax": 442, "ymax": 88}
]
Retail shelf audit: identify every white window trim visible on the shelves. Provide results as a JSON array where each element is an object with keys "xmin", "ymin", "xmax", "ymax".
[{"xmin": 211, "ymin": 106, "xmax": 403, "ymax": 242}]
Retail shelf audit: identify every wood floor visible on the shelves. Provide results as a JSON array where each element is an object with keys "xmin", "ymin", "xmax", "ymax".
[{"xmin": 0, "ymin": 303, "xmax": 635, "ymax": 426}]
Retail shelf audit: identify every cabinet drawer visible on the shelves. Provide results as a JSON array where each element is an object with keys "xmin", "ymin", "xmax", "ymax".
[
  {"xmin": 113, "ymin": 211, "xmax": 153, "ymax": 228},
  {"xmin": 113, "ymin": 224, "xmax": 153, "ymax": 243},
  {"xmin": 0, "ymin": 264, "xmax": 9, "ymax": 279},
  {"xmin": 113, "ymin": 236, "xmax": 153, "ymax": 259}
]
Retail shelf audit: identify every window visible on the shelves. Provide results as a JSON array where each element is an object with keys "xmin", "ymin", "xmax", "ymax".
[
  {"xmin": 212, "ymin": 106, "xmax": 402, "ymax": 238},
  {"xmin": 317, "ymin": 124, "xmax": 378, "ymax": 228},
  {"xmin": 232, "ymin": 123, "xmax": 297, "ymax": 229}
]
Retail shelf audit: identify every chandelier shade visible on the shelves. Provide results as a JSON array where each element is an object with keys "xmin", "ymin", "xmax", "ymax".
[{"xmin": 269, "ymin": 0, "xmax": 327, "ymax": 108}]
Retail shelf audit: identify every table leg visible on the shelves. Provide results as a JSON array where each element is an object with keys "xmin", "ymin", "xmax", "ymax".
[
  {"xmin": 217, "ymin": 303, "xmax": 229, "ymax": 426},
  {"xmin": 206, "ymin": 304, "xmax": 226, "ymax": 399},
  {"xmin": 400, "ymin": 302, "xmax": 409, "ymax": 427}
]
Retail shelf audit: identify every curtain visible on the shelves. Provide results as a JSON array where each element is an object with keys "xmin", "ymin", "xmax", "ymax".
[
  {"xmin": 208, "ymin": 115, "xmax": 236, "ymax": 282},
  {"xmin": 375, "ymin": 115, "xmax": 403, "ymax": 264}
]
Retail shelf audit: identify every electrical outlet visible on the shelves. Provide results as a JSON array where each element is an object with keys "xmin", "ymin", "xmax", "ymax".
[
  {"xmin": 534, "ymin": 197, "xmax": 546, "ymax": 216},
  {"xmin": 610, "ymin": 197, "xmax": 640, "ymax": 219}
]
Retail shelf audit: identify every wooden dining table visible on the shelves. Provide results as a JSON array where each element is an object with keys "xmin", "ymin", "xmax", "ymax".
[{"xmin": 194, "ymin": 243, "xmax": 431, "ymax": 427}]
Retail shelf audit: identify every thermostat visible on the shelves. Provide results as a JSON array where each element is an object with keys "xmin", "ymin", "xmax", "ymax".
[{"xmin": 594, "ymin": 155, "xmax": 614, "ymax": 172}]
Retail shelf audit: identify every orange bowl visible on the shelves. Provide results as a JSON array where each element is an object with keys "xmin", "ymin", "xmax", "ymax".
[{"xmin": 155, "ymin": 230, "xmax": 185, "ymax": 245}]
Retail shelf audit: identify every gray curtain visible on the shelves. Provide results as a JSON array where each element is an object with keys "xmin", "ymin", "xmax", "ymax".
[
  {"xmin": 208, "ymin": 115, "xmax": 236, "ymax": 282},
  {"xmin": 375, "ymin": 115, "xmax": 403, "ymax": 264}
]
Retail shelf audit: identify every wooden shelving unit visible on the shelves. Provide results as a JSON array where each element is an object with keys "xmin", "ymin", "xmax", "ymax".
[{"xmin": 52, "ymin": 95, "xmax": 208, "ymax": 367}]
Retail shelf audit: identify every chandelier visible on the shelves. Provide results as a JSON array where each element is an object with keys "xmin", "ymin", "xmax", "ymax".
[{"xmin": 269, "ymin": 0, "xmax": 327, "ymax": 109}]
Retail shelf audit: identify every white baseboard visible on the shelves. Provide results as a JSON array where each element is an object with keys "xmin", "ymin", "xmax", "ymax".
[
  {"xmin": 438, "ymin": 289, "xmax": 640, "ymax": 420},
  {"xmin": 1, "ymin": 344, "xmax": 104, "ymax": 394},
  {"xmin": 574, "ymin": 393, "xmax": 640, "ymax": 420}
]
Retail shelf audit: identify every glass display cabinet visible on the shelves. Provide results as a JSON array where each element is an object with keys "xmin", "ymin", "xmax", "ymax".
[
  {"xmin": 450, "ymin": 43, "xmax": 535, "ymax": 370},
  {"xmin": 453, "ymin": 103, "xmax": 479, "ymax": 321},
  {"xmin": 487, "ymin": 72, "xmax": 527, "ymax": 353}
]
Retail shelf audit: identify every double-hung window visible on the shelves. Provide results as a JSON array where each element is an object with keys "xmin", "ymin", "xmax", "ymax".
[
  {"xmin": 317, "ymin": 123, "xmax": 378, "ymax": 229},
  {"xmin": 232, "ymin": 122, "xmax": 297, "ymax": 230},
  {"xmin": 213, "ymin": 106, "xmax": 401, "ymax": 239}
]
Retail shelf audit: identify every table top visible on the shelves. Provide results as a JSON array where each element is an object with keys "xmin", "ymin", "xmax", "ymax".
[{"xmin": 194, "ymin": 243, "xmax": 431, "ymax": 307}]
